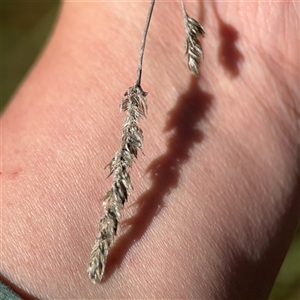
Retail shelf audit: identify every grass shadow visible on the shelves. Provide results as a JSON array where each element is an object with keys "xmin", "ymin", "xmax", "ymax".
[
  {"xmin": 212, "ymin": 0, "xmax": 244, "ymax": 77},
  {"xmin": 103, "ymin": 76, "xmax": 213, "ymax": 281}
]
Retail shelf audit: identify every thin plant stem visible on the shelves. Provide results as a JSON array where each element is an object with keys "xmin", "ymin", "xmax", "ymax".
[
  {"xmin": 135, "ymin": 0, "xmax": 155, "ymax": 87},
  {"xmin": 180, "ymin": 0, "xmax": 187, "ymax": 19}
]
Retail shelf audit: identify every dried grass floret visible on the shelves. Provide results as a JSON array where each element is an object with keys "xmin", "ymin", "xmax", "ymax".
[
  {"xmin": 181, "ymin": 0, "xmax": 205, "ymax": 76},
  {"xmin": 87, "ymin": 86, "xmax": 148, "ymax": 282}
]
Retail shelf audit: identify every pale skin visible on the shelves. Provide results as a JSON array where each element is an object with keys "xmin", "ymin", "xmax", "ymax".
[{"xmin": 1, "ymin": 1, "xmax": 299, "ymax": 299}]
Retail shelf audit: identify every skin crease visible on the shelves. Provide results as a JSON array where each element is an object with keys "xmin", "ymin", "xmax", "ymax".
[{"xmin": 1, "ymin": 1, "xmax": 299, "ymax": 299}]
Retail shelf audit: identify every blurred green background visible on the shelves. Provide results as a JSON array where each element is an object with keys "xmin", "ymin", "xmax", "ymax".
[
  {"xmin": 1, "ymin": 1, "xmax": 299, "ymax": 299},
  {"xmin": 1, "ymin": 1, "xmax": 60, "ymax": 111}
]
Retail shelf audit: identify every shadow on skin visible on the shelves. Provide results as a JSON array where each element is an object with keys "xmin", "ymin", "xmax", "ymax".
[
  {"xmin": 212, "ymin": 0, "xmax": 244, "ymax": 77},
  {"xmin": 103, "ymin": 76, "xmax": 213, "ymax": 281}
]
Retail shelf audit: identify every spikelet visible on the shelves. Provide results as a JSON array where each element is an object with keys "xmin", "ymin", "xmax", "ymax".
[
  {"xmin": 181, "ymin": 1, "xmax": 205, "ymax": 76},
  {"xmin": 87, "ymin": 86, "xmax": 147, "ymax": 283}
]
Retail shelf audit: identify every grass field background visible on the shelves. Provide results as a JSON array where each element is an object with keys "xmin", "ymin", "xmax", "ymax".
[{"xmin": 1, "ymin": 2, "xmax": 299, "ymax": 299}]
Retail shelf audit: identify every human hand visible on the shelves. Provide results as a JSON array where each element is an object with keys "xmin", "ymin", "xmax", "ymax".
[{"xmin": 1, "ymin": 1, "xmax": 299, "ymax": 299}]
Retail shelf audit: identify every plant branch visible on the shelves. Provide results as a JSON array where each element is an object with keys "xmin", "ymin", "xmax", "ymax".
[{"xmin": 87, "ymin": 0, "xmax": 155, "ymax": 283}]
